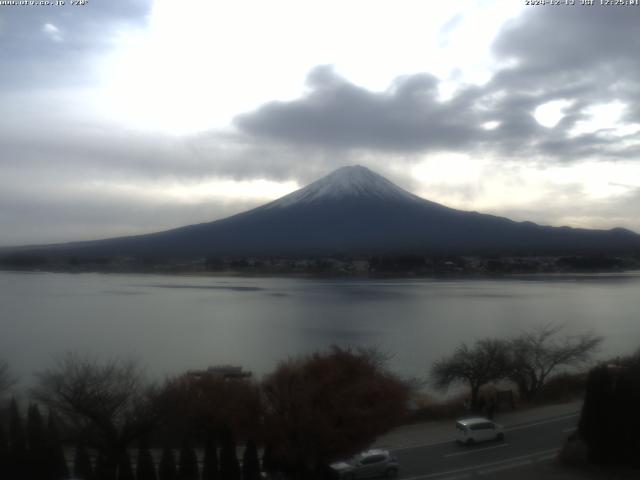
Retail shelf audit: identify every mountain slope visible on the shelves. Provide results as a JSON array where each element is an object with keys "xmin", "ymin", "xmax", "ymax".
[{"xmin": 6, "ymin": 165, "xmax": 640, "ymax": 257}]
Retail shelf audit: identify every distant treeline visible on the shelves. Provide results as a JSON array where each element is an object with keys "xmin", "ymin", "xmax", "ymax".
[{"xmin": 1, "ymin": 252, "xmax": 639, "ymax": 275}]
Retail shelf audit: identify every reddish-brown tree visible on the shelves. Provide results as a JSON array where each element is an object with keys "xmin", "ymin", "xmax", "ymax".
[
  {"xmin": 261, "ymin": 346, "xmax": 411, "ymax": 479},
  {"xmin": 156, "ymin": 367, "xmax": 262, "ymax": 441}
]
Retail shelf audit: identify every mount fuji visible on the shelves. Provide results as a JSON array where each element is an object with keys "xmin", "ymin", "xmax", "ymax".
[{"xmin": 6, "ymin": 165, "xmax": 640, "ymax": 258}]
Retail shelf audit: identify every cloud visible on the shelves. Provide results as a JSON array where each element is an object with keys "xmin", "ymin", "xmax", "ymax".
[
  {"xmin": 438, "ymin": 13, "xmax": 463, "ymax": 47},
  {"xmin": 486, "ymin": 5, "xmax": 640, "ymax": 154},
  {"xmin": 3, "ymin": 3, "xmax": 640, "ymax": 244},
  {"xmin": 492, "ymin": 5, "xmax": 640, "ymax": 83},
  {"xmin": 0, "ymin": 0, "xmax": 152, "ymax": 88},
  {"xmin": 0, "ymin": 176, "xmax": 262, "ymax": 246},
  {"xmin": 0, "ymin": 125, "xmax": 312, "ymax": 245},
  {"xmin": 491, "ymin": 185, "xmax": 640, "ymax": 235},
  {"xmin": 235, "ymin": 65, "xmax": 485, "ymax": 153},
  {"xmin": 234, "ymin": 62, "xmax": 640, "ymax": 164},
  {"xmin": 235, "ymin": 6, "xmax": 640, "ymax": 165},
  {"xmin": 42, "ymin": 23, "xmax": 62, "ymax": 42}
]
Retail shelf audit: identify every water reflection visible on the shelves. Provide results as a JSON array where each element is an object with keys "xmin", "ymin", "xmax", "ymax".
[{"xmin": 0, "ymin": 271, "xmax": 638, "ymax": 389}]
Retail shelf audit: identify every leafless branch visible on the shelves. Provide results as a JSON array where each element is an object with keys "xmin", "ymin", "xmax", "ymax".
[{"xmin": 0, "ymin": 359, "xmax": 16, "ymax": 397}]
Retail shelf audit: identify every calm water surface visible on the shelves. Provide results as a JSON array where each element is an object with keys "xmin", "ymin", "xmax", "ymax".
[{"xmin": 1, "ymin": 271, "xmax": 639, "ymax": 386}]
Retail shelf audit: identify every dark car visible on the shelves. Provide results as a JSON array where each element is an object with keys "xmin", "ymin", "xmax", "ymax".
[{"xmin": 330, "ymin": 449, "xmax": 399, "ymax": 479}]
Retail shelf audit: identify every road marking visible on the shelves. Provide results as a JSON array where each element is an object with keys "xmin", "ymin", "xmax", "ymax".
[
  {"xmin": 506, "ymin": 413, "xmax": 579, "ymax": 432},
  {"xmin": 562, "ymin": 426, "xmax": 577, "ymax": 433},
  {"xmin": 391, "ymin": 413, "xmax": 579, "ymax": 453},
  {"xmin": 392, "ymin": 440, "xmax": 454, "ymax": 452},
  {"xmin": 477, "ymin": 459, "xmax": 532, "ymax": 475},
  {"xmin": 399, "ymin": 448, "xmax": 559, "ymax": 480},
  {"xmin": 444, "ymin": 443, "xmax": 509, "ymax": 458},
  {"xmin": 536, "ymin": 452, "xmax": 558, "ymax": 462}
]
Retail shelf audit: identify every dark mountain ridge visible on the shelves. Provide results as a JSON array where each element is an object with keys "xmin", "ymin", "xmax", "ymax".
[{"xmin": 3, "ymin": 165, "xmax": 640, "ymax": 259}]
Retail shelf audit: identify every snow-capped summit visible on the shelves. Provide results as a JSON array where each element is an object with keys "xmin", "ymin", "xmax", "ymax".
[{"xmin": 268, "ymin": 165, "xmax": 421, "ymax": 208}]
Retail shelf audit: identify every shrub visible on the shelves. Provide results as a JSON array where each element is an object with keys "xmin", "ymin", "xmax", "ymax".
[{"xmin": 534, "ymin": 372, "xmax": 587, "ymax": 404}]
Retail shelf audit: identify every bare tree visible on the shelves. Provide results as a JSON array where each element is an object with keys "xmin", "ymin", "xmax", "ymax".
[
  {"xmin": 0, "ymin": 359, "xmax": 16, "ymax": 397},
  {"xmin": 32, "ymin": 352, "xmax": 161, "ymax": 480},
  {"xmin": 431, "ymin": 338, "xmax": 510, "ymax": 412},
  {"xmin": 508, "ymin": 323, "xmax": 603, "ymax": 402},
  {"xmin": 262, "ymin": 346, "xmax": 411, "ymax": 479}
]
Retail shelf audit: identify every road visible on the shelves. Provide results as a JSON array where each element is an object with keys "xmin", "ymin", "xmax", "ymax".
[{"xmin": 392, "ymin": 412, "xmax": 579, "ymax": 479}]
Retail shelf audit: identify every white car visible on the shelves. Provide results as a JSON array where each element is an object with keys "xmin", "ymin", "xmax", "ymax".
[
  {"xmin": 330, "ymin": 449, "xmax": 399, "ymax": 479},
  {"xmin": 456, "ymin": 417, "xmax": 505, "ymax": 445}
]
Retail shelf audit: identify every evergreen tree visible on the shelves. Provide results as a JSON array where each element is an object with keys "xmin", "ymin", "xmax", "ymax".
[
  {"xmin": 136, "ymin": 438, "xmax": 157, "ymax": 480},
  {"xmin": 261, "ymin": 443, "xmax": 276, "ymax": 476},
  {"xmin": 46, "ymin": 411, "xmax": 70, "ymax": 480},
  {"xmin": 158, "ymin": 446, "xmax": 177, "ymax": 480},
  {"xmin": 0, "ymin": 424, "xmax": 9, "ymax": 480},
  {"xmin": 242, "ymin": 440, "xmax": 260, "ymax": 480},
  {"xmin": 579, "ymin": 365, "xmax": 611, "ymax": 464},
  {"xmin": 201, "ymin": 434, "xmax": 219, "ymax": 480},
  {"xmin": 74, "ymin": 444, "xmax": 94, "ymax": 480},
  {"xmin": 9, "ymin": 398, "xmax": 26, "ymax": 479},
  {"xmin": 27, "ymin": 404, "xmax": 48, "ymax": 480},
  {"xmin": 578, "ymin": 360, "xmax": 640, "ymax": 466},
  {"xmin": 27, "ymin": 404, "xmax": 46, "ymax": 452},
  {"xmin": 95, "ymin": 452, "xmax": 113, "ymax": 480},
  {"xmin": 9, "ymin": 399, "xmax": 26, "ymax": 454},
  {"xmin": 117, "ymin": 450, "xmax": 135, "ymax": 480},
  {"xmin": 219, "ymin": 428, "xmax": 240, "ymax": 480},
  {"xmin": 94, "ymin": 450, "xmax": 117, "ymax": 480},
  {"xmin": 178, "ymin": 438, "xmax": 198, "ymax": 480}
]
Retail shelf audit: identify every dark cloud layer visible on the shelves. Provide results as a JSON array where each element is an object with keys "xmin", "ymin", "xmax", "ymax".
[
  {"xmin": 235, "ymin": 5, "xmax": 640, "ymax": 163},
  {"xmin": 236, "ymin": 66, "xmax": 484, "ymax": 153},
  {"xmin": 492, "ymin": 6, "xmax": 640, "ymax": 84}
]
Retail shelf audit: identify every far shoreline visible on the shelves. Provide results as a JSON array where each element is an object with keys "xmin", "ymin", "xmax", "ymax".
[{"xmin": 1, "ymin": 258, "xmax": 640, "ymax": 281}]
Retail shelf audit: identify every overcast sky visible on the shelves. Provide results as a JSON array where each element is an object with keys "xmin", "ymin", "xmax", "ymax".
[{"xmin": 2, "ymin": 0, "xmax": 640, "ymax": 246}]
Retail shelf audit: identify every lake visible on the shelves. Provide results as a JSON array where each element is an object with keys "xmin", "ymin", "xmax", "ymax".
[{"xmin": 1, "ymin": 271, "xmax": 639, "ymax": 390}]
